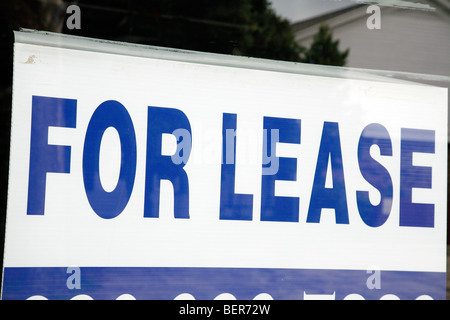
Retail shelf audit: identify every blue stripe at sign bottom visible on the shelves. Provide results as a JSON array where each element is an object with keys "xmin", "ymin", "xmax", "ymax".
[{"xmin": 1, "ymin": 267, "xmax": 446, "ymax": 300}]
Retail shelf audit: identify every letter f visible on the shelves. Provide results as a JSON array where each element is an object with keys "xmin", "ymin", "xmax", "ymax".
[{"xmin": 27, "ymin": 96, "xmax": 77, "ymax": 215}]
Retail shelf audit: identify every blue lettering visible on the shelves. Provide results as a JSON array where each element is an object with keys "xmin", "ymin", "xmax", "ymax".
[
  {"xmin": 260, "ymin": 117, "xmax": 301, "ymax": 222},
  {"xmin": 27, "ymin": 96, "xmax": 77, "ymax": 215},
  {"xmin": 83, "ymin": 100, "xmax": 137, "ymax": 219},
  {"xmin": 356, "ymin": 123, "xmax": 393, "ymax": 227},
  {"xmin": 219, "ymin": 113, "xmax": 253, "ymax": 220},
  {"xmin": 144, "ymin": 107, "xmax": 191, "ymax": 219},
  {"xmin": 400, "ymin": 128, "xmax": 435, "ymax": 227},
  {"xmin": 307, "ymin": 122, "xmax": 349, "ymax": 224},
  {"xmin": 25, "ymin": 96, "xmax": 438, "ymax": 229}
]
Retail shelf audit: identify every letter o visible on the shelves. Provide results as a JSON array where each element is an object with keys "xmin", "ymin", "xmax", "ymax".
[{"xmin": 83, "ymin": 100, "xmax": 137, "ymax": 219}]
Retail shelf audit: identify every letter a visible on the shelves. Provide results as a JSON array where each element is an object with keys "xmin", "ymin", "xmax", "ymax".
[
  {"xmin": 366, "ymin": 269, "xmax": 381, "ymax": 290},
  {"xmin": 66, "ymin": 267, "xmax": 81, "ymax": 289},
  {"xmin": 66, "ymin": 5, "xmax": 81, "ymax": 30},
  {"xmin": 366, "ymin": 5, "xmax": 381, "ymax": 30}
]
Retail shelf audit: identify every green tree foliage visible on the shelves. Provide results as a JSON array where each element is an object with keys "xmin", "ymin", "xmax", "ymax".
[
  {"xmin": 66, "ymin": 0, "xmax": 346, "ymax": 65},
  {"xmin": 1, "ymin": 0, "xmax": 348, "ymax": 66},
  {"xmin": 66, "ymin": 0, "xmax": 303, "ymax": 62},
  {"xmin": 237, "ymin": 0, "xmax": 304, "ymax": 62},
  {"xmin": 301, "ymin": 23, "xmax": 349, "ymax": 67}
]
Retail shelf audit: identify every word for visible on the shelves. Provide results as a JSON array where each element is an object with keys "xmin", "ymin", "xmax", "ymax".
[{"xmin": 27, "ymin": 96, "xmax": 435, "ymax": 228}]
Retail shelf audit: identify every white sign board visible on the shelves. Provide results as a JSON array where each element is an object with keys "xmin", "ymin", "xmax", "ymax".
[{"xmin": 1, "ymin": 30, "xmax": 447, "ymax": 300}]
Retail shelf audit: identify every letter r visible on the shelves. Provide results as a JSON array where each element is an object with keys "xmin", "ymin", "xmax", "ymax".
[
  {"xmin": 144, "ymin": 106, "xmax": 192, "ymax": 219},
  {"xmin": 27, "ymin": 96, "xmax": 77, "ymax": 215}
]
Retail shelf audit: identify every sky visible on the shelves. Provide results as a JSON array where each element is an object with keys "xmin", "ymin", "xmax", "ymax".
[{"xmin": 269, "ymin": 0, "xmax": 355, "ymax": 22}]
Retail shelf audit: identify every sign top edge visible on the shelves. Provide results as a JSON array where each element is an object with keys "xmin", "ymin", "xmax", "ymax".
[{"xmin": 13, "ymin": 29, "xmax": 449, "ymax": 88}]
